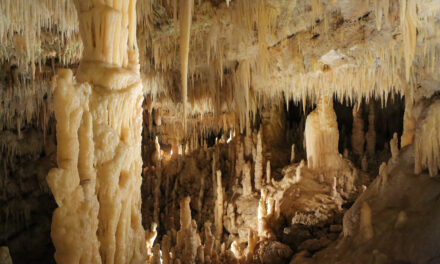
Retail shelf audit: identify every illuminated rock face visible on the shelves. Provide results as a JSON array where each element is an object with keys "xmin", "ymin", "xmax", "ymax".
[
  {"xmin": 305, "ymin": 97, "xmax": 341, "ymax": 170},
  {"xmin": 415, "ymin": 100, "xmax": 440, "ymax": 177},
  {"xmin": 46, "ymin": 0, "xmax": 146, "ymax": 263}
]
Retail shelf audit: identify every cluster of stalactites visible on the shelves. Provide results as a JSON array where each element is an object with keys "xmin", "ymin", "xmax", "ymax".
[
  {"xmin": 0, "ymin": 78, "xmax": 54, "ymax": 134},
  {"xmin": 74, "ymin": 0, "xmax": 139, "ymax": 69},
  {"xmin": 0, "ymin": 0, "xmax": 158, "ymax": 68},
  {"xmin": 0, "ymin": 0, "xmax": 80, "ymax": 70},
  {"xmin": 162, "ymin": 0, "xmax": 439, "ymax": 135}
]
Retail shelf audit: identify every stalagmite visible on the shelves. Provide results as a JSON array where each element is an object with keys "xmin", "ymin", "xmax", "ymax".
[
  {"xmin": 215, "ymin": 170, "xmax": 224, "ymax": 240},
  {"xmin": 5, "ymin": 1, "xmax": 440, "ymax": 263},
  {"xmin": 180, "ymin": 0, "xmax": 193, "ymax": 134},
  {"xmin": 366, "ymin": 104, "xmax": 376, "ymax": 156},
  {"xmin": 198, "ymin": 170, "xmax": 205, "ymax": 223},
  {"xmin": 401, "ymin": 99, "xmax": 415, "ymax": 148},
  {"xmin": 235, "ymin": 141, "xmax": 244, "ymax": 179},
  {"xmin": 47, "ymin": 70, "xmax": 101, "ymax": 264},
  {"xmin": 162, "ymin": 235, "xmax": 171, "ymax": 264},
  {"xmin": 153, "ymin": 109, "xmax": 162, "ymax": 126},
  {"xmin": 254, "ymin": 130, "xmax": 263, "ymax": 191},
  {"xmin": 46, "ymin": 1, "xmax": 146, "ymax": 263},
  {"xmin": 290, "ymin": 144, "xmax": 295, "ymax": 163},
  {"xmin": 204, "ymin": 222, "xmax": 215, "ymax": 263},
  {"xmin": 258, "ymin": 188, "xmax": 268, "ymax": 238},
  {"xmin": 351, "ymin": 103, "xmax": 365, "ymax": 156},
  {"xmin": 246, "ymin": 229, "xmax": 258, "ymax": 261},
  {"xmin": 343, "ymin": 148, "xmax": 349, "ymax": 159},
  {"xmin": 395, "ymin": 211, "xmax": 408, "ymax": 229},
  {"xmin": 400, "ymin": 0, "xmax": 418, "ymax": 81},
  {"xmin": 379, "ymin": 162, "xmax": 388, "ymax": 185},
  {"xmin": 154, "ymin": 162, "xmax": 162, "ymax": 225},
  {"xmin": 151, "ymin": 244, "xmax": 161, "ymax": 264},
  {"xmin": 244, "ymin": 131, "xmax": 253, "ymax": 157},
  {"xmin": 331, "ymin": 177, "xmax": 338, "ymax": 198},
  {"xmin": 0, "ymin": 247, "xmax": 13, "ymax": 264},
  {"xmin": 266, "ymin": 160, "xmax": 271, "ymax": 185},
  {"xmin": 231, "ymin": 240, "xmax": 242, "ymax": 259},
  {"xmin": 390, "ymin": 132, "xmax": 399, "ymax": 162},
  {"xmin": 361, "ymin": 155, "xmax": 368, "ymax": 171},
  {"xmin": 360, "ymin": 202, "xmax": 374, "ymax": 240},
  {"xmin": 177, "ymin": 197, "xmax": 198, "ymax": 264},
  {"xmin": 295, "ymin": 161, "xmax": 305, "ymax": 183},
  {"xmin": 146, "ymin": 223, "xmax": 158, "ymax": 256},
  {"xmin": 242, "ymin": 162, "xmax": 252, "ymax": 196},
  {"xmin": 305, "ymin": 97, "xmax": 341, "ymax": 170}
]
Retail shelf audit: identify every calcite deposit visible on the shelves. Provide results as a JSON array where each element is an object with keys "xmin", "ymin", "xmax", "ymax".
[{"xmin": 1, "ymin": 0, "xmax": 440, "ymax": 264}]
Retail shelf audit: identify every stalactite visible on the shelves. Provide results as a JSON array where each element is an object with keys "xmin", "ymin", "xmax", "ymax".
[
  {"xmin": 179, "ymin": 0, "xmax": 193, "ymax": 135},
  {"xmin": 400, "ymin": 0, "xmax": 418, "ymax": 81},
  {"xmin": 374, "ymin": 0, "xmax": 383, "ymax": 31},
  {"xmin": 235, "ymin": 60, "xmax": 251, "ymax": 134}
]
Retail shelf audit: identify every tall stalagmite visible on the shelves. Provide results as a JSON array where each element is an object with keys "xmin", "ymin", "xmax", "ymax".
[
  {"xmin": 305, "ymin": 97, "xmax": 341, "ymax": 170},
  {"xmin": 46, "ymin": 0, "xmax": 146, "ymax": 263}
]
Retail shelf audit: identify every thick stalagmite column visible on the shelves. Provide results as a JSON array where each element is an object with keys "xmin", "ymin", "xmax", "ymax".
[
  {"xmin": 47, "ymin": 1, "xmax": 146, "ymax": 263},
  {"xmin": 305, "ymin": 97, "xmax": 341, "ymax": 170}
]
